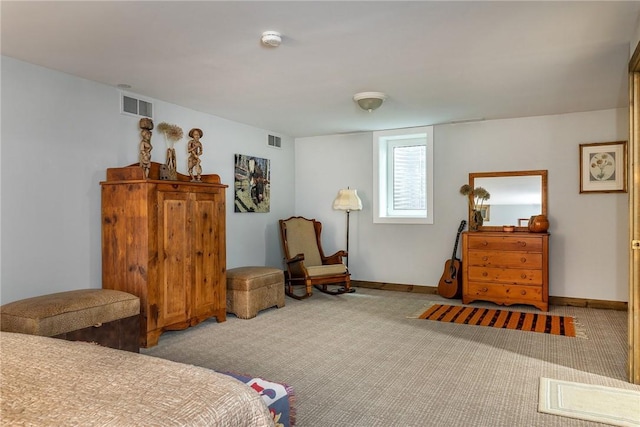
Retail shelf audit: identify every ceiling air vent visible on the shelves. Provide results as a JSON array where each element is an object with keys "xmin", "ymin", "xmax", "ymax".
[
  {"xmin": 268, "ymin": 134, "xmax": 281, "ymax": 148},
  {"xmin": 121, "ymin": 92, "xmax": 153, "ymax": 119}
]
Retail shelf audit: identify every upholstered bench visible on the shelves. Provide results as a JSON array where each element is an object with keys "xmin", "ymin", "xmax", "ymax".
[
  {"xmin": 0, "ymin": 289, "xmax": 140, "ymax": 352},
  {"xmin": 226, "ymin": 267, "xmax": 285, "ymax": 319}
]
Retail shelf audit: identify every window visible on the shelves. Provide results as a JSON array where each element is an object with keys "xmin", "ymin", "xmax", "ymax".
[{"xmin": 373, "ymin": 126, "xmax": 434, "ymax": 224}]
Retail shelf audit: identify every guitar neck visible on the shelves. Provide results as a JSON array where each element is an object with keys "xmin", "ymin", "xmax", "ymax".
[
  {"xmin": 450, "ymin": 234, "xmax": 461, "ymax": 260},
  {"xmin": 450, "ymin": 221, "xmax": 466, "ymax": 261}
]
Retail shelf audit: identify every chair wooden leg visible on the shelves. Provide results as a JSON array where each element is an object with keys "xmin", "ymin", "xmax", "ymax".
[{"xmin": 285, "ymin": 280, "xmax": 313, "ymax": 300}]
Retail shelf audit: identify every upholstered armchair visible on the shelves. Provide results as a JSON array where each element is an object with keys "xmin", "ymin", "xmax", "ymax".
[{"xmin": 278, "ymin": 216, "xmax": 351, "ymax": 299}]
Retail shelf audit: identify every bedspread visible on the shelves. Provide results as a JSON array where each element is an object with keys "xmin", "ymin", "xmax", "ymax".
[{"xmin": 0, "ymin": 332, "xmax": 274, "ymax": 426}]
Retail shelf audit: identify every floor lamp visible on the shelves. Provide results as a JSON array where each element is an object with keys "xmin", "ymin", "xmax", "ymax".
[{"xmin": 333, "ymin": 188, "xmax": 362, "ymax": 292}]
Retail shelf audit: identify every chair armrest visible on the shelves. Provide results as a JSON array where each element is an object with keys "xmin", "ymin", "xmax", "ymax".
[
  {"xmin": 323, "ymin": 250, "xmax": 347, "ymax": 265},
  {"xmin": 285, "ymin": 253, "xmax": 305, "ymax": 265},
  {"xmin": 284, "ymin": 253, "xmax": 308, "ymax": 278}
]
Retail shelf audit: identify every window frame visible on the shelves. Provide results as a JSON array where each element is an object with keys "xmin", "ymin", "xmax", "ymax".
[{"xmin": 372, "ymin": 126, "xmax": 434, "ymax": 224}]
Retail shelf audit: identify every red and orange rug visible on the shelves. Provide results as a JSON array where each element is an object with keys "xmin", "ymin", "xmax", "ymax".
[{"xmin": 415, "ymin": 304, "xmax": 580, "ymax": 337}]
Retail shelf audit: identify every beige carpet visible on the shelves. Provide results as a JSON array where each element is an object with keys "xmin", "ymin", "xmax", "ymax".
[
  {"xmin": 539, "ymin": 378, "xmax": 640, "ymax": 426},
  {"xmin": 144, "ymin": 287, "xmax": 637, "ymax": 426}
]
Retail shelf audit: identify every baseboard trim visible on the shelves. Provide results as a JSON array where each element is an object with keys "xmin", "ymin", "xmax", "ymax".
[{"xmin": 351, "ymin": 280, "xmax": 627, "ymax": 311}]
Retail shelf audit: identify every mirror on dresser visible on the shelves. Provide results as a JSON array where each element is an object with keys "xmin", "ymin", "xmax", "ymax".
[{"xmin": 468, "ymin": 169, "xmax": 547, "ymax": 232}]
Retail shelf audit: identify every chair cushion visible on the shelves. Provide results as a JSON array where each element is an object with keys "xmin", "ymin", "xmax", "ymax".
[
  {"xmin": 1, "ymin": 289, "xmax": 140, "ymax": 337},
  {"xmin": 284, "ymin": 218, "xmax": 322, "ymax": 266},
  {"xmin": 307, "ymin": 264, "xmax": 347, "ymax": 277}
]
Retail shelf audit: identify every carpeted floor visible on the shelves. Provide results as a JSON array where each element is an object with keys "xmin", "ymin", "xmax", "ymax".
[{"xmin": 143, "ymin": 287, "xmax": 638, "ymax": 426}]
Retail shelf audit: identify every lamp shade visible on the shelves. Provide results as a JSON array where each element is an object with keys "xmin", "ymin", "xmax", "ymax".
[{"xmin": 333, "ymin": 189, "xmax": 362, "ymax": 211}]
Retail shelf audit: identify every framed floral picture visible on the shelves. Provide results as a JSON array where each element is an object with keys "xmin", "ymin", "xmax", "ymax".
[{"xmin": 579, "ymin": 141, "xmax": 627, "ymax": 193}]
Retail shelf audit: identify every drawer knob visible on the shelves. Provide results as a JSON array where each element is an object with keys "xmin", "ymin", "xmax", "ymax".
[
  {"xmin": 481, "ymin": 241, "xmax": 488, "ymax": 246},
  {"xmin": 481, "ymin": 287, "xmax": 488, "ymax": 292},
  {"xmin": 482, "ymin": 256, "xmax": 489, "ymax": 261},
  {"xmin": 172, "ymin": 184, "xmax": 179, "ymax": 189},
  {"xmin": 520, "ymin": 257, "xmax": 527, "ymax": 263},
  {"xmin": 482, "ymin": 272, "xmax": 488, "ymax": 277},
  {"xmin": 521, "ymin": 290, "xmax": 527, "ymax": 295},
  {"xmin": 518, "ymin": 241, "xmax": 527, "ymax": 247},
  {"xmin": 521, "ymin": 273, "xmax": 527, "ymax": 279}
]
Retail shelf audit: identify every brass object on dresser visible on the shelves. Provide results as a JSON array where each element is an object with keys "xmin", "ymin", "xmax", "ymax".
[
  {"xmin": 462, "ymin": 231, "xmax": 549, "ymax": 311},
  {"xmin": 101, "ymin": 162, "xmax": 228, "ymax": 347}
]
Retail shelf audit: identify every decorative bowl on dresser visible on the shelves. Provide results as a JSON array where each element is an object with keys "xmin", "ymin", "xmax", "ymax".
[{"xmin": 461, "ymin": 231, "xmax": 549, "ymax": 311}]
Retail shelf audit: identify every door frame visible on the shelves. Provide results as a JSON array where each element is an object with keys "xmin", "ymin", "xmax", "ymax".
[{"xmin": 628, "ymin": 41, "xmax": 640, "ymax": 384}]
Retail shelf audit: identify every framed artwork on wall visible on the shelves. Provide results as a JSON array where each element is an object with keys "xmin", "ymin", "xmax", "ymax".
[
  {"xmin": 234, "ymin": 154, "xmax": 271, "ymax": 212},
  {"xmin": 579, "ymin": 141, "xmax": 627, "ymax": 193}
]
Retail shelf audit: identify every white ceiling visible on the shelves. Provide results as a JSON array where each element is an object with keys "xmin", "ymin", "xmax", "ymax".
[{"xmin": 2, "ymin": 1, "xmax": 639, "ymax": 138}]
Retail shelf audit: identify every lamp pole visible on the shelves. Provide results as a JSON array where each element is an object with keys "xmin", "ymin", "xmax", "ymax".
[
  {"xmin": 333, "ymin": 187, "xmax": 361, "ymax": 293},
  {"xmin": 345, "ymin": 208, "xmax": 351, "ymax": 269}
]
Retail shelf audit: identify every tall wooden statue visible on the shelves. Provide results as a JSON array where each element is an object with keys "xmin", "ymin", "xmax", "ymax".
[
  {"xmin": 188, "ymin": 128, "xmax": 203, "ymax": 182},
  {"xmin": 139, "ymin": 118, "xmax": 154, "ymax": 178}
]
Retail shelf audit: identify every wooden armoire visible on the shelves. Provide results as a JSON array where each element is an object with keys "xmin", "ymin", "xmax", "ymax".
[{"xmin": 101, "ymin": 162, "xmax": 227, "ymax": 347}]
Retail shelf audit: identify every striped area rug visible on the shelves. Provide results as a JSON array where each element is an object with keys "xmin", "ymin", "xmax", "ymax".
[{"xmin": 417, "ymin": 304, "xmax": 579, "ymax": 337}]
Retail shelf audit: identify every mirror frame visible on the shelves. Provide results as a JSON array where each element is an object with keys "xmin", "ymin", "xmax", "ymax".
[{"xmin": 468, "ymin": 169, "xmax": 548, "ymax": 232}]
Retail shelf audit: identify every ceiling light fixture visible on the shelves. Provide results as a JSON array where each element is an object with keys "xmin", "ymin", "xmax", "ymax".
[
  {"xmin": 353, "ymin": 92, "xmax": 386, "ymax": 112},
  {"xmin": 261, "ymin": 31, "xmax": 282, "ymax": 47}
]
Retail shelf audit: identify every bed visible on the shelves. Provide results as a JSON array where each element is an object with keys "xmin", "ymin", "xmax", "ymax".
[{"xmin": 0, "ymin": 332, "xmax": 275, "ymax": 426}]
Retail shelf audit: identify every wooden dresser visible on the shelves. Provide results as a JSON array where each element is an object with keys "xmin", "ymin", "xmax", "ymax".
[
  {"xmin": 101, "ymin": 162, "xmax": 227, "ymax": 347},
  {"xmin": 461, "ymin": 231, "xmax": 549, "ymax": 311}
]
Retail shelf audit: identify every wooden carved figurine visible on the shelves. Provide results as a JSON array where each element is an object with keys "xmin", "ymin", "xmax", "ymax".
[
  {"xmin": 139, "ymin": 118, "xmax": 154, "ymax": 178},
  {"xmin": 188, "ymin": 128, "xmax": 203, "ymax": 182}
]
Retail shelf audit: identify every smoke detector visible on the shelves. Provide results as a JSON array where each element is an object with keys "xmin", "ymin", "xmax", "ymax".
[{"xmin": 261, "ymin": 31, "xmax": 282, "ymax": 47}]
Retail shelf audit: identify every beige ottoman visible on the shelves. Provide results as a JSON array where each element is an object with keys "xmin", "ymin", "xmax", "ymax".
[
  {"xmin": 226, "ymin": 267, "xmax": 285, "ymax": 319},
  {"xmin": 1, "ymin": 289, "xmax": 140, "ymax": 352}
]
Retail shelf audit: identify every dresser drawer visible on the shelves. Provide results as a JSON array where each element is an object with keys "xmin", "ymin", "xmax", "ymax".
[
  {"xmin": 468, "ymin": 266, "xmax": 542, "ymax": 285},
  {"xmin": 466, "ymin": 235, "xmax": 542, "ymax": 252},
  {"xmin": 466, "ymin": 282, "xmax": 543, "ymax": 303},
  {"xmin": 467, "ymin": 250, "xmax": 542, "ymax": 269}
]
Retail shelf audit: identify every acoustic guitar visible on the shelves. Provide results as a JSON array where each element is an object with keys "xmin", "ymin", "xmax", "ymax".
[{"xmin": 437, "ymin": 220, "xmax": 466, "ymax": 299}]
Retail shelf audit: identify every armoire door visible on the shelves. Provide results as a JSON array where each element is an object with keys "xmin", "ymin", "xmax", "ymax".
[
  {"xmin": 191, "ymin": 191, "xmax": 224, "ymax": 318},
  {"xmin": 157, "ymin": 189, "xmax": 192, "ymax": 329}
]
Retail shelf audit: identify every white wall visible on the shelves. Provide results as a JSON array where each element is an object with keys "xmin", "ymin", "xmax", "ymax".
[
  {"xmin": 0, "ymin": 57, "xmax": 295, "ymax": 304},
  {"xmin": 296, "ymin": 110, "xmax": 629, "ymax": 302},
  {"xmin": 1, "ymin": 56, "xmax": 630, "ymax": 304}
]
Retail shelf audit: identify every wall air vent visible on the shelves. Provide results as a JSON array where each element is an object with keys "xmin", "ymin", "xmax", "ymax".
[
  {"xmin": 120, "ymin": 92, "xmax": 153, "ymax": 119},
  {"xmin": 268, "ymin": 134, "xmax": 282, "ymax": 148}
]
